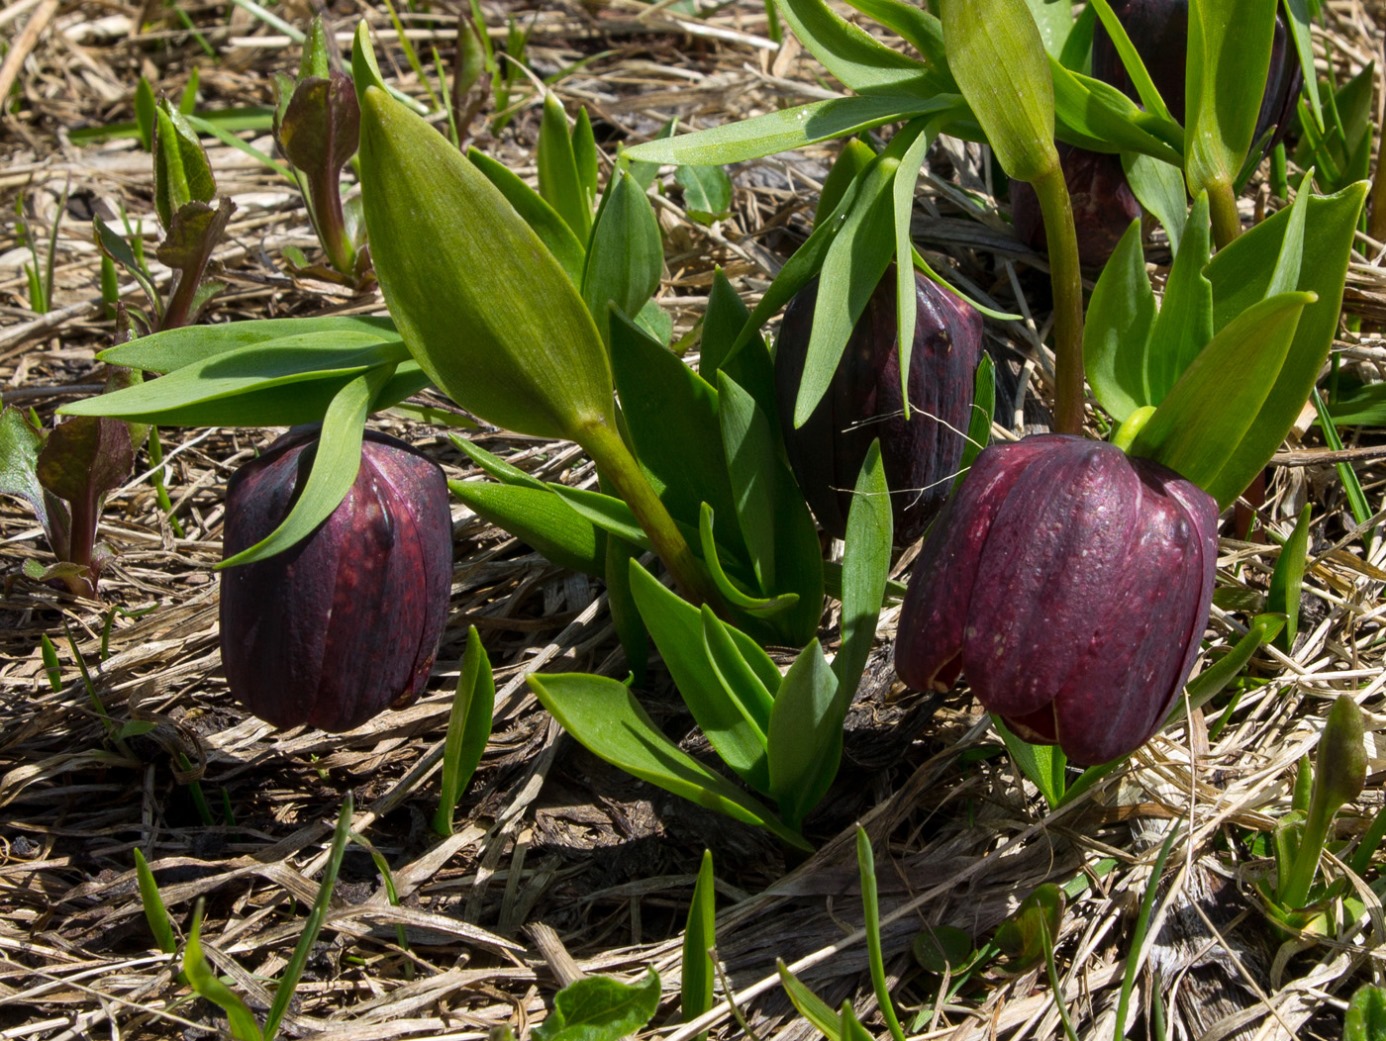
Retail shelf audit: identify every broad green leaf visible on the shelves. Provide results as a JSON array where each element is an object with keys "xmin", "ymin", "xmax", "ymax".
[
  {"xmin": 153, "ymin": 104, "xmax": 216, "ymax": 230},
  {"xmin": 357, "ymin": 61, "xmax": 612, "ymax": 441},
  {"xmin": 448, "ymin": 434, "xmax": 547, "ymax": 490},
  {"xmin": 1325, "ymin": 383, "xmax": 1386, "ymax": 426},
  {"xmin": 718, "ymin": 375, "xmax": 824, "ymax": 646},
  {"xmin": 699, "ymin": 268, "xmax": 755, "ymax": 389},
  {"xmin": 700, "ymin": 606, "xmax": 777, "ymax": 732},
  {"xmin": 583, "ymin": 168, "xmax": 663, "ymax": 343},
  {"xmin": 134, "ymin": 77, "xmax": 156, "ymax": 152},
  {"xmin": 832, "ymin": 441, "xmax": 891, "ymax": 700},
  {"xmin": 630, "ymin": 561, "xmax": 771, "ymax": 791},
  {"xmin": 449, "ymin": 480, "xmax": 604, "ymax": 575},
  {"xmin": 1083, "ymin": 220, "xmax": 1157, "ymax": 421},
  {"xmin": 766, "ymin": 640, "xmax": 839, "ymax": 829},
  {"xmin": 675, "ymin": 164, "xmax": 732, "ymax": 223},
  {"xmin": 1024, "ymin": 0, "xmax": 1073, "ymax": 58},
  {"xmin": 537, "ymin": 93, "xmax": 593, "ymax": 242},
  {"xmin": 1128, "ymin": 292, "xmax": 1314, "ymax": 500},
  {"xmin": 1146, "ymin": 193, "xmax": 1213, "ymax": 402},
  {"xmin": 62, "ymin": 340, "xmax": 411, "ymax": 425},
  {"xmin": 432, "ymin": 626, "xmax": 495, "ymax": 836},
  {"xmin": 795, "ymin": 151, "xmax": 900, "ymax": 427},
  {"xmin": 1050, "ymin": 61, "xmax": 1184, "ymax": 164},
  {"xmin": 0, "ymin": 406, "xmax": 52, "ymax": 534},
  {"xmin": 533, "ymin": 969, "xmax": 661, "ymax": 1041},
  {"xmin": 1345, "ymin": 985, "xmax": 1386, "ymax": 1041},
  {"xmin": 573, "ymin": 108, "xmax": 599, "ymax": 207},
  {"xmin": 774, "ymin": 0, "xmax": 938, "ymax": 94},
  {"xmin": 1266, "ymin": 172, "xmax": 1312, "ymax": 299},
  {"xmin": 529, "ymin": 671, "xmax": 808, "ymax": 848},
  {"xmin": 817, "ymin": 137, "xmax": 877, "ymax": 225},
  {"xmin": 1057, "ymin": 3, "xmax": 1097, "ymax": 71},
  {"xmin": 994, "ymin": 717, "xmax": 1067, "ymax": 807},
  {"xmin": 468, "ymin": 147, "xmax": 586, "ymax": 285},
  {"xmin": 1267, "ymin": 505, "xmax": 1312, "ymax": 652},
  {"xmin": 552, "ymin": 485, "xmax": 651, "ymax": 548},
  {"xmin": 1184, "ymin": 0, "xmax": 1278, "ymax": 197},
  {"xmin": 217, "ymin": 367, "xmax": 385, "ymax": 568},
  {"xmin": 1121, "ymin": 152, "xmax": 1189, "ymax": 254},
  {"xmin": 1202, "ymin": 181, "xmax": 1367, "ymax": 506},
  {"xmin": 942, "ymin": 0, "xmax": 1057, "ymax": 182},
  {"xmin": 610, "ymin": 312, "xmax": 739, "ymax": 546},
  {"xmin": 623, "ymin": 94, "xmax": 961, "ymax": 168},
  {"xmin": 98, "ymin": 317, "xmax": 399, "ymax": 374},
  {"xmin": 682, "ymin": 851, "xmax": 717, "ymax": 1034}
]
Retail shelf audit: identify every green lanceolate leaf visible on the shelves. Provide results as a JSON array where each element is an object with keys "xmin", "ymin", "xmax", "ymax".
[
  {"xmin": 468, "ymin": 147, "xmax": 587, "ymax": 285},
  {"xmin": 1184, "ymin": 0, "xmax": 1278, "ymax": 199},
  {"xmin": 774, "ymin": 0, "xmax": 938, "ymax": 95},
  {"xmin": 1049, "ymin": 62, "xmax": 1183, "ymax": 163},
  {"xmin": 682, "ymin": 850, "xmax": 717, "ymax": 1035},
  {"xmin": 218, "ymin": 367, "xmax": 387, "ymax": 568},
  {"xmin": 676, "ymin": 163, "xmax": 733, "ymax": 224},
  {"xmin": 623, "ymin": 94, "xmax": 960, "ymax": 168},
  {"xmin": 355, "ymin": 29, "xmax": 613, "ymax": 442},
  {"xmin": 701, "ymin": 605, "xmax": 778, "ymax": 731},
  {"xmin": 941, "ymin": 0, "xmax": 1057, "ymax": 183},
  {"xmin": 699, "ymin": 506, "xmax": 800, "ymax": 616},
  {"xmin": 1025, "ymin": 0, "xmax": 1074, "ymax": 58},
  {"xmin": 1127, "ymin": 292, "xmax": 1314, "ymax": 502},
  {"xmin": 153, "ymin": 104, "xmax": 217, "ymax": 230},
  {"xmin": 538, "ymin": 93, "xmax": 594, "ymax": 243},
  {"xmin": 718, "ymin": 375, "xmax": 824, "ymax": 646},
  {"xmin": 956, "ymin": 354, "xmax": 996, "ymax": 485},
  {"xmin": 778, "ymin": 963, "xmax": 842, "ymax": 1039},
  {"xmin": 766, "ymin": 640, "xmax": 839, "ymax": 830},
  {"xmin": 843, "ymin": 0, "xmax": 950, "ymax": 77},
  {"xmin": 1146, "ymin": 193, "xmax": 1214, "ymax": 402},
  {"xmin": 606, "ymin": 531, "xmax": 649, "ymax": 684},
  {"xmin": 629, "ymin": 561, "xmax": 771, "ymax": 791},
  {"xmin": 700, "ymin": 269, "xmax": 753, "ymax": 381},
  {"xmin": 433, "ymin": 626, "xmax": 496, "ymax": 836},
  {"xmin": 1121, "ymin": 153, "xmax": 1189, "ymax": 253},
  {"xmin": 533, "ymin": 969, "xmax": 661, "ymax": 1041},
  {"xmin": 583, "ymin": 168, "xmax": 664, "ymax": 343},
  {"xmin": 1267, "ymin": 504, "xmax": 1312, "ymax": 652},
  {"xmin": 132, "ymin": 848, "xmax": 177, "ymax": 954},
  {"xmin": 611, "ymin": 313, "xmax": 738, "ymax": 546},
  {"xmin": 1201, "ymin": 181, "xmax": 1367, "ymax": 506},
  {"xmin": 529, "ymin": 671, "xmax": 808, "ymax": 848},
  {"xmin": 98, "ymin": 317, "xmax": 399, "ymax": 374},
  {"xmin": 1344, "ymin": 984, "xmax": 1386, "ymax": 1041},
  {"xmin": 0, "ymin": 406, "xmax": 53, "ymax": 536},
  {"xmin": 183, "ymin": 906, "xmax": 264, "ymax": 1041},
  {"xmin": 833, "ymin": 441, "xmax": 892, "ymax": 700},
  {"xmin": 1083, "ymin": 220, "xmax": 1156, "ymax": 421},
  {"xmin": 1185, "ymin": 612, "xmax": 1284, "ymax": 710},
  {"xmin": 995, "ymin": 717, "xmax": 1067, "ymax": 807},
  {"xmin": 1085, "ymin": 0, "xmax": 1174, "ymax": 120},
  {"xmin": 449, "ymin": 479, "xmax": 604, "ymax": 575},
  {"xmin": 892, "ymin": 126, "xmax": 934, "ymax": 411}
]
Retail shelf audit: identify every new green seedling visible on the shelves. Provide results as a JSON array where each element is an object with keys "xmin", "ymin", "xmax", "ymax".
[
  {"xmin": 433, "ymin": 626, "xmax": 495, "ymax": 836},
  {"xmin": 682, "ymin": 850, "xmax": 717, "ymax": 1039},
  {"xmin": 531, "ymin": 968, "xmax": 661, "ymax": 1041}
]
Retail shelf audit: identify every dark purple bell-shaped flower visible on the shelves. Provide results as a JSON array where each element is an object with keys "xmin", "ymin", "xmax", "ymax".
[
  {"xmin": 775, "ymin": 271, "xmax": 984, "ymax": 546},
  {"xmin": 1091, "ymin": 0, "xmax": 1302, "ymax": 155},
  {"xmin": 220, "ymin": 427, "xmax": 453, "ymax": 732},
  {"xmin": 894, "ymin": 435, "xmax": 1217, "ymax": 766}
]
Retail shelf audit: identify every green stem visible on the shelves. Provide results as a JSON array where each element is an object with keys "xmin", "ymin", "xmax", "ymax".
[
  {"xmin": 1031, "ymin": 164, "xmax": 1085, "ymax": 436},
  {"xmin": 1206, "ymin": 178, "xmax": 1243, "ymax": 249},
  {"xmin": 579, "ymin": 418, "xmax": 721, "ymax": 609},
  {"xmin": 1278, "ymin": 788, "xmax": 1335, "ymax": 910}
]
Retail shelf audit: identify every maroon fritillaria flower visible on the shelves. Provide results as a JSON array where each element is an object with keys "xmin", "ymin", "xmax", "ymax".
[
  {"xmin": 219, "ymin": 427, "xmax": 453, "ymax": 732},
  {"xmin": 894, "ymin": 435, "xmax": 1217, "ymax": 765},
  {"xmin": 774, "ymin": 270, "xmax": 984, "ymax": 546}
]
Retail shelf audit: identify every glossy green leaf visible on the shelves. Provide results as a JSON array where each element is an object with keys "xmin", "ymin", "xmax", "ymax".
[
  {"xmin": 552, "ymin": 485, "xmax": 651, "ymax": 548},
  {"xmin": 698, "ymin": 505, "xmax": 800, "ymax": 616},
  {"xmin": 699, "ymin": 270, "xmax": 775, "ymax": 423},
  {"xmin": 573, "ymin": 108, "xmax": 599, "ymax": 207},
  {"xmin": 538, "ymin": 93, "xmax": 593, "ymax": 242},
  {"xmin": 700, "ymin": 606, "xmax": 777, "ymax": 732},
  {"xmin": 840, "ymin": 1002, "xmax": 876, "ymax": 1041},
  {"xmin": 994, "ymin": 717, "xmax": 1067, "ymax": 807},
  {"xmin": 1083, "ymin": 220, "xmax": 1156, "ymax": 422},
  {"xmin": 623, "ymin": 94, "xmax": 960, "ymax": 168},
  {"xmin": 1121, "ymin": 152, "xmax": 1188, "ymax": 254},
  {"xmin": 1202, "ymin": 181, "xmax": 1367, "ymax": 507},
  {"xmin": 1057, "ymin": 3, "xmax": 1097, "ymax": 70},
  {"xmin": 529, "ymin": 671, "xmax": 808, "ymax": 848},
  {"xmin": 98, "ymin": 317, "xmax": 399, "ymax": 374},
  {"xmin": 449, "ymin": 479, "xmax": 604, "ymax": 575},
  {"xmin": 718, "ymin": 374, "xmax": 824, "ymax": 646},
  {"xmin": 1050, "ymin": 61, "xmax": 1184, "ymax": 164},
  {"xmin": 1024, "ymin": 0, "xmax": 1073, "ymax": 58},
  {"xmin": 682, "ymin": 850, "xmax": 717, "ymax": 1034},
  {"xmin": 1345, "ymin": 985, "xmax": 1386, "ymax": 1041},
  {"xmin": 832, "ymin": 441, "xmax": 891, "ymax": 700},
  {"xmin": 1127, "ymin": 292, "xmax": 1313, "ymax": 500},
  {"xmin": 432, "ymin": 626, "xmax": 495, "ymax": 836},
  {"xmin": 774, "ymin": 0, "xmax": 938, "ymax": 94},
  {"xmin": 533, "ymin": 969, "xmax": 661, "ymax": 1041},
  {"xmin": 1184, "ymin": 0, "xmax": 1278, "ymax": 197},
  {"xmin": 0, "ymin": 406, "xmax": 52, "ymax": 535},
  {"xmin": 217, "ymin": 367, "xmax": 384, "ymax": 568},
  {"xmin": 62, "ymin": 339, "xmax": 411, "ymax": 425},
  {"xmin": 794, "ymin": 150, "xmax": 901, "ymax": 426},
  {"xmin": 1146, "ymin": 193, "xmax": 1213, "ymax": 402},
  {"xmin": 154, "ymin": 104, "xmax": 216, "ymax": 230},
  {"xmin": 448, "ymin": 434, "xmax": 547, "ymax": 490},
  {"xmin": 467, "ymin": 147, "xmax": 587, "ymax": 285},
  {"xmin": 942, "ymin": 0, "xmax": 1057, "ymax": 182},
  {"xmin": 1267, "ymin": 505, "xmax": 1312, "ymax": 652},
  {"xmin": 583, "ymin": 168, "xmax": 663, "ymax": 342},
  {"xmin": 630, "ymin": 561, "xmax": 771, "ymax": 791},
  {"xmin": 766, "ymin": 640, "xmax": 839, "ymax": 829},
  {"xmin": 610, "ymin": 312, "xmax": 739, "ymax": 545},
  {"xmin": 817, "ymin": 138, "xmax": 877, "ymax": 225},
  {"xmin": 675, "ymin": 164, "xmax": 732, "ymax": 223},
  {"xmin": 778, "ymin": 962, "xmax": 841, "ymax": 1040},
  {"xmin": 356, "ymin": 62, "xmax": 612, "ymax": 441},
  {"xmin": 134, "ymin": 77, "xmax": 156, "ymax": 152},
  {"xmin": 1311, "ymin": 389, "xmax": 1372, "ymax": 534}
]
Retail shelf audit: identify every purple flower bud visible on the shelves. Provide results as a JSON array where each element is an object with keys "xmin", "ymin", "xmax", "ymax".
[
  {"xmin": 774, "ymin": 271, "xmax": 984, "ymax": 546},
  {"xmin": 1091, "ymin": 0, "xmax": 1302, "ymax": 155},
  {"xmin": 894, "ymin": 435, "xmax": 1217, "ymax": 765},
  {"xmin": 1010, "ymin": 144, "xmax": 1143, "ymax": 269},
  {"xmin": 220, "ymin": 427, "xmax": 453, "ymax": 732}
]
